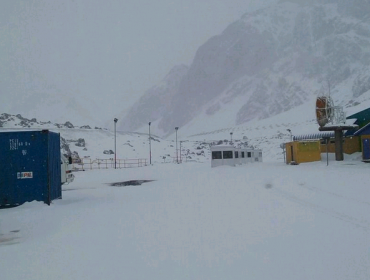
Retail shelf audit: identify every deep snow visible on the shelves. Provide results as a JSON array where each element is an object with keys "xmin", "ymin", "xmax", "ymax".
[{"xmin": 1, "ymin": 157, "xmax": 369, "ymax": 280}]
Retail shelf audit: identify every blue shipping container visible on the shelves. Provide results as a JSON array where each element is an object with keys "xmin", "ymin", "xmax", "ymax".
[{"xmin": 0, "ymin": 130, "xmax": 62, "ymax": 207}]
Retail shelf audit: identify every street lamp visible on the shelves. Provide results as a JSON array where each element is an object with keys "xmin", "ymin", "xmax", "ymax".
[
  {"xmin": 230, "ymin": 132, "xmax": 233, "ymax": 143},
  {"xmin": 323, "ymin": 136, "xmax": 330, "ymax": 166},
  {"xmin": 114, "ymin": 118, "xmax": 118, "ymax": 169},
  {"xmin": 280, "ymin": 143, "xmax": 286, "ymax": 164},
  {"xmin": 287, "ymin": 129, "xmax": 292, "ymax": 142},
  {"xmin": 149, "ymin": 122, "xmax": 152, "ymax": 165},
  {"xmin": 179, "ymin": 140, "xmax": 184, "ymax": 163},
  {"xmin": 175, "ymin": 127, "xmax": 179, "ymax": 163}
]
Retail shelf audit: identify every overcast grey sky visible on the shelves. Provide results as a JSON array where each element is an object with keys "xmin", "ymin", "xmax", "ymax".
[{"xmin": 0, "ymin": 0, "xmax": 276, "ymax": 123}]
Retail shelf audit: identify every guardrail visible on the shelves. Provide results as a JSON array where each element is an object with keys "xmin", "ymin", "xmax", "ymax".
[{"xmin": 72, "ymin": 158, "xmax": 147, "ymax": 171}]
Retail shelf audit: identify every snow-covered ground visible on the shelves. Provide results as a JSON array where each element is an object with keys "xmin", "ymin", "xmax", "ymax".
[{"xmin": 1, "ymin": 156, "xmax": 369, "ymax": 280}]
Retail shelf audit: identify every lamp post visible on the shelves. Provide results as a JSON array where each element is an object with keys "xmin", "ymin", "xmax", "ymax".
[
  {"xmin": 287, "ymin": 129, "xmax": 292, "ymax": 142},
  {"xmin": 114, "ymin": 118, "xmax": 118, "ymax": 169},
  {"xmin": 280, "ymin": 143, "xmax": 286, "ymax": 164},
  {"xmin": 179, "ymin": 140, "xmax": 183, "ymax": 163},
  {"xmin": 323, "ymin": 136, "xmax": 330, "ymax": 166},
  {"xmin": 149, "ymin": 122, "xmax": 151, "ymax": 165},
  {"xmin": 175, "ymin": 127, "xmax": 179, "ymax": 163},
  {"xmin": 230, "ymin": 132, "xmax": 233, "ymax": 143}
]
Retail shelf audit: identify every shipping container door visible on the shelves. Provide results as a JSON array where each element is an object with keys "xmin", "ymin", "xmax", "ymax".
[
  {"xmin": 0, "ymin": 131, "xmax": 48, "ymax": 207},
  {"xmin": 363, "ymin": 139, "xmax": 370, "ymax": 160},
  {"xmin": 0, "ymin": 134, "xmax": 15, "ymax": 206},
  {"xmin": 47, "ymin": 132, "xmax": 62, "ymax": 203}
]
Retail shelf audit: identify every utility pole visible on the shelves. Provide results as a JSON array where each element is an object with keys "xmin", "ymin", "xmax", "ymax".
[
  {"xmin": 180, "ymin": 141, "xmax": 182, "ymax": 163},
  {"xmin": 175, "ymin": 127, "xmax": 179, "ymax": 163},
  {"xmin": 149, "ymin": 122, "xmax": 151, "ymax": 165},
  {"xmin": 114, "ymin": 118, "xmax": 118, "ymax": 169}
]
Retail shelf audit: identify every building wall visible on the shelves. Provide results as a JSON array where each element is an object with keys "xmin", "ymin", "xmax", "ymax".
[
  {"xmin": 286, "ymin": 141, "xmax": 321, "ymax": 164},
  {"xmin": 320, "ymin": 136, "xmax": 361, "ymax": 154}
]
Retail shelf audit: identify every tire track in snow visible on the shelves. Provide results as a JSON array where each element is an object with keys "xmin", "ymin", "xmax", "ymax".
[
  {"xmin": 271, "ymin": 187, "xmax": 370, "ymax": 232},
  {"xmin": 298, "ymin": 183, "xmax": 370, "ymax": 207}
]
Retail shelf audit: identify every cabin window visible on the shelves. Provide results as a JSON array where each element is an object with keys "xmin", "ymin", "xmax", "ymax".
[
  {"xmin": 223, "ymin": 151, "xmax": 233, "ymax": 159},
  {"xmin": 247, "ymin": 152, "xmax": 252, "ymax": 158},
  {"xmin": 212, "ymin": 151, "xmax": 222, "ymax": 159},
  {"xmin": 235, "ymin": 151, "xmax": 239, "ymax": 158},
  {"xmin": 241, "ymin": 152, "xmax": 245, "ymax": 158}
]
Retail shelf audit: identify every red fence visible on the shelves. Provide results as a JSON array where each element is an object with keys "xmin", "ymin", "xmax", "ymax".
[{"xmin": 72, "ymin": 158, "xmax": 147, "ymax": 171}]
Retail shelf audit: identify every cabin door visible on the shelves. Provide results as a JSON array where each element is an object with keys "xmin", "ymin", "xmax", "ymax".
[{"xmin": 363, "ymin": 138, "xmax": 370, "ymax": 160}]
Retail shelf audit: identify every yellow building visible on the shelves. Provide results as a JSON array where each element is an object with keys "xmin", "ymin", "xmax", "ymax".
[
  {"xmin": 319, "ymin": 136, "xmax": 361, "ymax": 154},
  {"xmin": 285, "ymin": 140, "xmax": 321, "ymax": 164}
]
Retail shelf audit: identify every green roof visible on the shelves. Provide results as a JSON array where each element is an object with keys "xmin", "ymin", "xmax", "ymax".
[{"xmin": 346, "ymin": 107, "xmax": 370, "ymax": 127}]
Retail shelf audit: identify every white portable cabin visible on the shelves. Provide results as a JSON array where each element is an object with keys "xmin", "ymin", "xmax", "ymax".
[
  {"xmin": 211, "ymin": 145, "xmax": 236, "ymax": 168},
  {"xmin": 242, "ymin": 148, "xmax": 263, "ymax": 163},
  {"xmin": 211, "ymin": 145, "xmax": 262, "ymax": 168}
]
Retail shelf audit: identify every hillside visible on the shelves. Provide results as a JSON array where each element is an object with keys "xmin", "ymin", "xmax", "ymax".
[
  {"xmin": 119, "ymin": 0, "xmax": 370, "ymax": 137},
  {"xmin": 0, "ymin": 113, "xmax": 213, "ymax": 164}
]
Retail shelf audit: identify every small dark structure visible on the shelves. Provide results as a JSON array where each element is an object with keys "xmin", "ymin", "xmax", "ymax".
[
  {"xmin": 0, "ymin": 130, "xmax": 62, "ymax": 207},
  {"xmin": 346, "ymin": 123, "xmax": 370, "ymax": 161},
  {"xmin": 346, "ymin": 108, "xmax": 370, "ymax": 161}
]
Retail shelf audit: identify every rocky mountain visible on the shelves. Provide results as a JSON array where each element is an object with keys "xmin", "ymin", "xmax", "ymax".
[
  {"xmin": 119, "ymin": 0, "xmax": 370, "ymax": 137},
  {"xmin": 119, "ymin": 64, "xmax": 188, "ymax": 133}
]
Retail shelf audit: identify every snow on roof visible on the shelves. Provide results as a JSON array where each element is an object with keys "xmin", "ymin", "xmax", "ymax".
[{"xmin": 354, "ymin": 122, "xmax": 370, "ymax": 136}]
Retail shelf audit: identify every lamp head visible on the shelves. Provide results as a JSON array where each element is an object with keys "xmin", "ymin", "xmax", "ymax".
[{"xmin": 114, "ymin": 118, "xmax": 118, "ymax": 123}]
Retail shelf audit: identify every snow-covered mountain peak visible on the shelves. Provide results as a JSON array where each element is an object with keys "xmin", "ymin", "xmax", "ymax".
[{"xmin": 119, "ymin": 0, "xmax": 370, "ymax": 138}]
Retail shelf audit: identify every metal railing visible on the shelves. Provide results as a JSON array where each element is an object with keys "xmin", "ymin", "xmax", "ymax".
[{"xmin": 72, "ymin": 158, "xmax": 147, "ymax": 171}]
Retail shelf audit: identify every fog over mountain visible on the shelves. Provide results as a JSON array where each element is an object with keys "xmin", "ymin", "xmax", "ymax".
[
  {"xmin": 1, "ymin": 0, "xmax": 279, "ymax": 128},
  {"xmin": 119, "ymin": 0, "xmax": 370, "ymax": 137}
]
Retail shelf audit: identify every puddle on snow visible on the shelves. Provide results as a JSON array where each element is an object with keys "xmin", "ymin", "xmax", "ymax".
[
  {"xmin": 0, "ymin": 230, "xmax": 21, "ymax": 246},
  {"xmin": 109, "ymin": 180, "xmax": 154, "ymax": 187}
]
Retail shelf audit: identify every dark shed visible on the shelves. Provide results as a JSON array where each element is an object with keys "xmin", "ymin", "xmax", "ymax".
[
  {"xmin": 0, "ymin": 130, "xmax": 62, "ymax": 207},
  {"xmin": 353, "ymin": 123, "xmax": 370, "ymax": 161}
]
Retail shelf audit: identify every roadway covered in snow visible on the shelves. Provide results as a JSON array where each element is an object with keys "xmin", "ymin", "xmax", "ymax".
[{"xmin": 1, "ymin": 159, "xmax": 369, "ymax": 279}]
